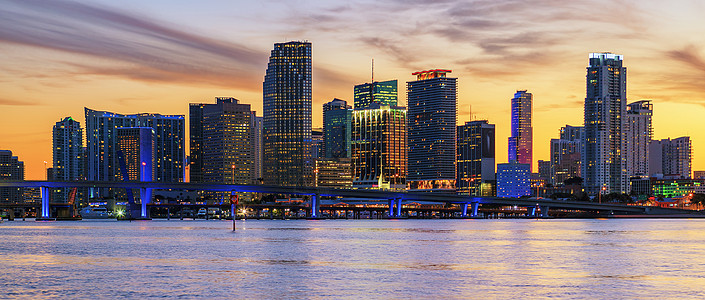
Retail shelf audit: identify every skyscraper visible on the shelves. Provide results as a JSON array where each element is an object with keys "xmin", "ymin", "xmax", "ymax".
[
  {"xmin": 263, "ymin": 41, "xmax": 313, "ymax": 186},
  {"xmin": 52, "ymin": 117, "xmax": 83, "ymax": 203},
  {"xmin": 117, "ymin": 127, "xmax": 155, "ymax": 182},
  {"xmin": 323, "ymin": 98, "xmax": 352, "ymax": 158},
  {"xmin": 351, "ymin": 103, "xmax": 407, "ymax": 190},
  {"xmin": 583, "ymin": 53, "xmax": 627, "ymax": 194},
  {"xmin": 508, "ymin": 90, "xmax": 533, "ymax": 170},
  {"xmin": 201, "ymin": 98, "xmax": 253, "ymax": 185},
  {"xmin": 188, "ymin": 103, "xmax": 207, "ymax": 183},
  {"xmin": 353, "ymin": 80, "xmax": 398, "ymax": 109},
  {"xmin": 650, "ymin": 137, "xmax": 691, "ymax": 178},
  {"xmin": 0, "ymin": 150, "xmax": 24, "ymax": 203},
  {"xmin": 252, "ymin": 114, "xmax": 263, "ymax": 184},
  {"xmin": 407, "ymin": 69, "xmax": 457, "ymax": 192},
  {"xmin": 626, "ymin": 100, "xmax": 653, "ymax": 177},
  {"xmin": 85, "ymin": 108, "xmax": 185, "ymax": 198},
  {"xmin": 456, "ymin": 120, "xmax": 495, "ymax": 196}
]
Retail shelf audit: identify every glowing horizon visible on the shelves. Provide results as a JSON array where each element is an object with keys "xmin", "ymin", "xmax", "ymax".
[{"xmin": 1, "ymin": 0, "xmax": 704, "ymax": 180}]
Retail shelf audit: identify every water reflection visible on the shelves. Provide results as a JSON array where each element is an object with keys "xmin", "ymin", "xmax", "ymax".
[{"xmin": 2, "ymin": 219, "xmax": 705, "ymax": 298}]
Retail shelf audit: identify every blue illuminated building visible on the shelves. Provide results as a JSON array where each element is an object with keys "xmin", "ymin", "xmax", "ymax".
[
  {"xmin": 85, "ymin": 108, "xmax": 185, "ymax": 198},
  {"xmin": 497, "ymin": 162, "xmax": 530, "ymax": 198}
]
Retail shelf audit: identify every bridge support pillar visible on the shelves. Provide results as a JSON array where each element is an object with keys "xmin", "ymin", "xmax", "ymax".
[
  {"xmin": 39, "ymin": 186, "xmax": 51, "ymax": 220},
  {"xmin": 471, "ymin": 202, "xmax": 479, "ymax": 218},
  {"xmin": 395, "ymin": 198, "xmax": 402, "ymax": 218},
  {"xmin": 461, "ymin": 203, "xmax": 469, "ymax": 217},
  {"xmin": 140, "ymin": 188, "xmax": 152, "ymax": 219},
  {"xmin": 388, "ymin": 199, "xmax": 394, "ymax": 218},
  {"xmin": 527, "ymin": 206, "xmax": 537, "ymax": 217},
  {"xmin": 311, "ymin": 194, "xmax": 320, "ymax": 218},
  {"xmin": 540, "ymin": 206, "xmax": 550, "ymax": 218}
]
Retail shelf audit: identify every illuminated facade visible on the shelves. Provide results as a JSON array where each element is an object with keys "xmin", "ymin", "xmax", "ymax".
[
  {"xmin": 85, "ymin": 108, "xmax": 185, "ymax": 198},
  {"xmin": 263, "ymin": 41, "xmax": 313, "ymax": 186},
  {"xmin": 0, "ymin": 150, "xmax": 24, "ymax": 203},
  {"xmin": 583, "ymin": 53, "xmax": 627, "ymax": 194},
  {"xmin": 497, "ymin": 162, "xmax": 531, "ymax": 198},
  {"xmin": 252, "ymin": 115, "xmax": 263, "ymax": 183},
  {"xmin": 311, "ymin": 128, "xmax": 324, "ymax": 160},
  {"xmin": 117, "ymin": 127, "xmax": 155, "ymax": 182},
  {"xmin": 351, "ymin": 104, "xmax": 407, "ymax": 190},
  {"xmin": 52, "ymin": 117, "xmax": 83, "ymax": 203},
  {"xmin": 323, "ymin": 98, "xmax": 352, "ymax": 158},
  {"xmin": 626, "ymin": 100, "xmax": 653, "ymax": 177},
  {"xmin": 315, "ymin": 158, "xmax": 353, "ymax": 188},
  {"xmin": 508, "ymin": 90, "xmax": 532, "ymax": 170},
  {"xmin": 200, "ymin": 98, "xmax": 253, "ymax": 185},
  {"xmin": 407, "ymin": 69, "xmax": 457, "ymax": 192},
  {"xmin": 353, "ymin": 80, "xmax": 397, "ymax": 109},
  {"xmin": 650, "ymin": 137, "xmax": 691, "ymax": 178},
  {"xmin": 456, "ymin": 120, "xmax": 495, "ymax": 196},
  {"xmin": 652, "ymin": 179, "xmax": 704, "ymax": 198}
]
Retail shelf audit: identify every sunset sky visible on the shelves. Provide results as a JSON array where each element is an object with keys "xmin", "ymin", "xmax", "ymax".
[{"xmin": 1, "ymin": 0, "xmax": 704, "ymax": 180}]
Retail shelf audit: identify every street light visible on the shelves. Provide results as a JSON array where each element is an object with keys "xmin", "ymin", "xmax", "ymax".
[
  {"xmin": 599, "ymin": 186, "xmax": 607, "ymax": 204},
  {"xmin": 231, "ymin": 165, "xmax": 235, "ymax": 184}
]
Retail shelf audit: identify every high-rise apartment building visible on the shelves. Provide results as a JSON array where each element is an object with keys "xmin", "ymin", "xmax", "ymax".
[
  {"xmin": 583, "ymin": 53, "xmax": 627, "ymax": 194},
  {"xmin": 52, "ymin": 117, "xmax": 83, "ymax": 203},
  {"xmin": 456, "ymin": 120, "xmax": 495, "ymax": 196},
  {"xmin": 353, "ymin": 80, "xmax": 398, "ymax": 109},
  {"xmin": 650, "ymin": 137, "xmax": 691, "ymax": 178},
  {"xmin": 351, "ymin": 103, "xmax": 407, "ymax": 190},
  {"xmin": 85, "ymin": 108, "xmax": 185, "ymax": 198},
  {"xmin": 508, "ymin": 90, "xmax": 533, "ymax": 170},
  {"xmin": 407, "ymin": 70, "xmax": 457, "ymax": 192},
  {"xmin": 0, "ymin": 150, "xmax": 24, "ymax": 203},
  {"xmin": 252, "ymin": 115, "xmax": 263, "ymax": 184},
  {"xmin": 550, "ymin": 125, "xmax": 583, "ymax": 186},
  {"xmin": 626, "ymin": 100, "xmax": 653, "ymax": 177},
  {"xmin": 188, "ymin": 103, "xmax": 207, "ymax": 183},
  {"xmin": 203, "ymin": 98, "xmax": 253, "ymax": 184},
  {"xmin": 263, "ymin": 41, "xmax": 313, "ymax": 186},
  {"xmin": 117, "ymin": 127, "xmax": 155, "ymax": 182},
  {"xmin": 323, "ymin": 98, "xmax": 352, "ymax": 158}
]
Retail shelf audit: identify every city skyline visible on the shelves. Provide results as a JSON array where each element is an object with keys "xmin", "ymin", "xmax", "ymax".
[{"xmin": 1, "ymin": 0, "xmax": 704, "ymax": 179}]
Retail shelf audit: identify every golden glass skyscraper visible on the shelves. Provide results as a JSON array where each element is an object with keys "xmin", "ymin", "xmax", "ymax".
[{"xmin": 263, "ymin": 41, "xmax": 313, "ymax": 186}]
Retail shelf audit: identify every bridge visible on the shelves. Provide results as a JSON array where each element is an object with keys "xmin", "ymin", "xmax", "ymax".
[{"xmin": 0, "ymin": 180, "xmax": 696, "ymax": 219}]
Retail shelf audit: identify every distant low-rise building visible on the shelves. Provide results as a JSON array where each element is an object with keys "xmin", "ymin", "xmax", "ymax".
[{"xmin": 497, "ymin": 162, "xmax": 530, "ymax": 198}]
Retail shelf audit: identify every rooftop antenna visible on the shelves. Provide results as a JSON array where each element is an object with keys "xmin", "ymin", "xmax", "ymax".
[{"xmin": 371, "ymin": 58, "xmax": 374, "ymax": 83}]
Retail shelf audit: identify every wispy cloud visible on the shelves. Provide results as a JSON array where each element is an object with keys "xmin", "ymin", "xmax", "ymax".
[
  {"xmin": 0, "ymin": 97, "xmax": 38, "ymax": 106},
  {"xmin": 0, "ymin": 0, "xmax": 268, "ymax": 90}
]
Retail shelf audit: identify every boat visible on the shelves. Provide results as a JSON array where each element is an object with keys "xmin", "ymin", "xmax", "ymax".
[{"xmin": 79, "ymin": 207, "xmax": 113, "ymax": 219}]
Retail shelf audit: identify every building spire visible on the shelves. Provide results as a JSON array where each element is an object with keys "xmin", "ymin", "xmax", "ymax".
[{"xmin": 371, "ymin": 58, "xmax": 374, "ymax": 83}]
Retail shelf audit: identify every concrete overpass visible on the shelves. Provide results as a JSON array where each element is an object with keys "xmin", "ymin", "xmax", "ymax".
[{"xmin": 0, "ymin": 180, "xmax": 696, "ymax": 219}]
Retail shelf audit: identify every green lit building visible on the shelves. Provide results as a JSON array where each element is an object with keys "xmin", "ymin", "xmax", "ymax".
[
  {"xmin": 353, "ymin": 80, "xmax": 398, "ymax": 109},
  {"xmin": 652, "ymin": 179, "xmax": 705, "ymax": 198}
]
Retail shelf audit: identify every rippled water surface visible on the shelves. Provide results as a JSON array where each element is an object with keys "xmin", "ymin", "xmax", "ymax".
[{"xmin": 2, "ymin": 219, "xmax": 705, "ymax": 298}]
